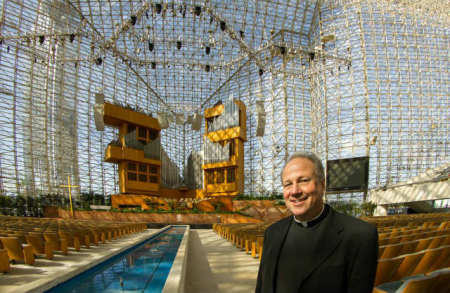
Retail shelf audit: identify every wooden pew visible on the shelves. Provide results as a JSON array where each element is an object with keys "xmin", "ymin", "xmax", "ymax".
[
  {"xmin": 375, "ymin": 245, "xmax": 450, "ymax": 286},
  {"xmin": 373, "ymin": 268, "xmax": 450, "ymax": 293},
  {"xmin": 0, "ymin": 237, "xmax": 35, "ymax": 265},
  {"xmin": 0, "ymin": 249, "xmax": 11, "ymax": 273}
]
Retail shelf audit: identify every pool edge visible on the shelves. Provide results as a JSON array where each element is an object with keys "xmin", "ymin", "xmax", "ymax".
[
  {"xmin": 25, "ymin": 227, "xmax": 170, "ymax": 293},
  {"xmin": 162, "ymin": 225, "xmax": 190, "ymax": 293}
]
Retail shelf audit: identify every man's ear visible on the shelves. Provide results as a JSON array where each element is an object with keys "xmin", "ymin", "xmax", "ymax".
[{"xmin": 318, "ymin": 179, "xmax": 326, "ymax": 191}]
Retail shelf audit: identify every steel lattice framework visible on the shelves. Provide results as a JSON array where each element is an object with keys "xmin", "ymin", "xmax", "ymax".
[{"xmin": 0, "ymin": 0, "xmax": 448, "ymax": 201}]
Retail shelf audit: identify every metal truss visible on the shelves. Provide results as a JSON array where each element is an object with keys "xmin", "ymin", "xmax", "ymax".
[{"xmin": 0, "ymin": 0, "xmax": 447, "ymax": 203}]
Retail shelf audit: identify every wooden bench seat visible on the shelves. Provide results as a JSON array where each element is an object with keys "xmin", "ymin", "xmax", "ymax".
[
  {"xmin": 375, "ymin": 245, "xmax": 450, "ymax": 286},
  {"xmin": 0, "ymin": 237, "xmax": 35, "ymax": 265}
]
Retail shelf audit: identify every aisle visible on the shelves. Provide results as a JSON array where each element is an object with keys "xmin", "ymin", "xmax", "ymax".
[{"xmin": 185, "ymin": 229, "xmax": 260, "ymax": 293}]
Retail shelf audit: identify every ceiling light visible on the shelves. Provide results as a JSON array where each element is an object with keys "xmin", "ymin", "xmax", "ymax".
[
  {"xmin": 220, "ymin": 21, "xmax": 226, "ymax": 31},
  {"xmin": 130, "ymin": 15, "xmax": 137, "ymax": 26},
  {"xmin": 194, "ymin": 6, "xmax": 201, "ymax": 16},
  {"xmin": 155, "ymin": 3, "xmax": 162, "ymax": 14}
]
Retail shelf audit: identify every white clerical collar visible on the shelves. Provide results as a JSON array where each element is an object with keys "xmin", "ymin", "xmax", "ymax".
[{"xmin": 293, "ymin": 204, "xmax": 325, "ymax": 227}]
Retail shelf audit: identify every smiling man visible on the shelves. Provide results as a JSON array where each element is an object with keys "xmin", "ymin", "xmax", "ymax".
[{"xmin": 255, "ymin": 152, "xmax": 378, "ymax": 293}]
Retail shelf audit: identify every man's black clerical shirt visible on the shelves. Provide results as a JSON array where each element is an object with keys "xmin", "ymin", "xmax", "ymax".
[{"xmin": 275, "ymin": 204, "xmax": 330, "ymax": 293}]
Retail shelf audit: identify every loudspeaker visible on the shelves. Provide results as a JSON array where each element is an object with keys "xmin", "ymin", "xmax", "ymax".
[
  {"xmin": 191, "ymin": 113, "xmax": 203, "ymax": 131},
  {"xmin": 175, "ymin": 113, "xmax": 185, "ymax": 125},
  {"xmin": 157, "ymin": 112, "xmax": 169, "ymax": 129},
  {"xmin": 167, "ymin": 114, "xmax": 175, "ymax": 124},
  {"xmin": 256, "ymin": 114, "xmax": 266, "ymax": 137},
  {"xmin": 95, "ymin": 92, "xmax": 104, "ymax": 104},
  {"xmin": 186, "ymin": 115, "xmax": 193, "ymax": 124},
  {"xmin": 93, "ymin": 92, "xmax": 105, "ymax": 131},
  {"xmin": 93, "ymin": 103, "xmax": 104, "ymax": 131},
  {"xmin": 255, "ymin": 100, "xmax": 266, "ymax": 137}
]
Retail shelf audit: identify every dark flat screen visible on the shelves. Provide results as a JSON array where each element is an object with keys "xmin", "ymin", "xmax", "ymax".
[{"xmin": 326, "ymin": 157, "xmax": 369, "ymax": 193}]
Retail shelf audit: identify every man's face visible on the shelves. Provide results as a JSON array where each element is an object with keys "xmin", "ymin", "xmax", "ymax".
[{"xmin": 282, "ymin": 157, "xmax": 324, "ymax": 221}]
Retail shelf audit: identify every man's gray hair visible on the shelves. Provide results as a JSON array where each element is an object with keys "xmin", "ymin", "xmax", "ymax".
[{"xmin": 281, "ymin": 152, "xmax": 325, "ymax": 184}]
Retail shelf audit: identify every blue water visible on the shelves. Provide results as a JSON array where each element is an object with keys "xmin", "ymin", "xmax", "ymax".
[{"xmin": 46, "ymin": 226, "xmax": 186, "ymax": 293}]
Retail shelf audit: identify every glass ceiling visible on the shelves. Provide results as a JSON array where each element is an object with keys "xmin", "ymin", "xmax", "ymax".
[{"xmin": 0, "ymin": 0, "xmax": 448, "ymax": 201}]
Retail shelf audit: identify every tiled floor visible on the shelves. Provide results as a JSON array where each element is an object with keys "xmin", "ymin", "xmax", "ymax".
[{"xmin": 185, "ymin": 229, "xmax": 260, "ymax": 293}]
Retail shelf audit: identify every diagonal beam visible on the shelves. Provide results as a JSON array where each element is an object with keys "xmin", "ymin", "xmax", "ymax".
[
  {"xmin": 199, "ymin": 58, "xmax": 251, "ymax": 110},
  {"xmin": 307, "ymin": 0, "xmax": 322, "ymax": 47},
  {"xmin": 204, "ymin": 0, "xmax": 267, "ymax": 70}
]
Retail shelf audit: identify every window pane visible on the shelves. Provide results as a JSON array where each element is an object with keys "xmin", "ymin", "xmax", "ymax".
[
  {"xmin": 127, "ymin": 172, "xmax": 137, "ymax": 181},
  {"xmin": 206, "ymin": 170, "xmax": 214, "ymax": 184},
  {"xmin": 227, "ymin": 167, "xmax": 236, "ymax": 183},
  {"xmin": 149, "ymin": 130, "xmax": 158, "ymax": 140},
  {"xmin": 128, "ymin": 162, "xmax": 136, "ymax": 171},
  {"xmin": 138, "ymin": 127, "xmax": 147, "ymax": 138},
  {"xmin": 216, "ymin": 169, "xmax": 224, "ymax": 183},
  {"xmin": 139, "ymin": 164, "xmax": 147, "ymax": 173},
  {"xmin": 149, "ymin": 176, "xmax": 158, "ymax": 183},
  {"xmin": 149, "ymin": 165, "xmax": 157, "ymax": 174},
  {"xmin": 139, "ymin": 174, "xmax": 147, "ymax": 182},
  {"xmin": 128, "ymin": 125, "xmax": 136, "ymax": 134},
  {"xmin": 229, "ymin": 140, "xmax": 235, "ymax": 157}
]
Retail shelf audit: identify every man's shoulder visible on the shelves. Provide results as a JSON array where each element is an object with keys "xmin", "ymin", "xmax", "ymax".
[
  {"xmin": 331, "ymin": 208, "xmax": 377, "ymax": 234},
  {"xmin": 265, "ymin": 216, "xmax": 292, "ymax": 233}
]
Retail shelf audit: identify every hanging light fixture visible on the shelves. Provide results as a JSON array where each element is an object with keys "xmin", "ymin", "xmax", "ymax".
[
  {"xmin": 205, "ymin": 64, "xmax": 210, "ymax": 72},
  {"xmin": 148, "ymin": 41, "xmax": 154, "ymax": 51},
  {"xmin": 194, "ymin": 6, "xmax": 202, "ymax": 16},
  {"xmin": 205, "ymin": 46, "xmax": 210, "ymax": 55},
  {"xmin": 155, "ymin": 3, "xmax": 162, "ymax": 14},
  {"xmin": 130, "ymin": 15, "xmax": 137, "ymax": 26},
  {"xmin": 220, "ymin": 21, "xmax": 226, "ymax": 31},
  {"xmin": 39, "ymin": 35, "xmax": 45, "ymax": 44},
  {"xmin": 95, "ymin": 57, "xmax": 103, "ymax": 66}
]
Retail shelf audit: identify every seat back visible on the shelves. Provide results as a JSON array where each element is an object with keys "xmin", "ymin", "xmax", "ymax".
[
  {"xmin": 0, "ymin": 237, "xmax": 24, "ymax": 261},
  {"xmin": 400, "ymin": 269, "xmax": 450, "ymax": 293}
]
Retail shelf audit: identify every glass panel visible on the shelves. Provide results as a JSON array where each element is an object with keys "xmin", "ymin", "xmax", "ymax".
[
  {"xmin": 149, "ymin": 176, "xmax": 158, "ymax": 183},
  {"xmin": 227, "ymin": 167, "xmax": 236, "ymax": 183},
  {"xmin": 138, "ymin": 127, "xmax": 147, "ymax": 138},
  {"xmin": 216, "ymin": 169, "xmax": 224, "ymax": 184},
  {"xmin": 149, "ymin": 165, "xmax": 157, "ymax": 174},
  {"xmin": 128, "ymin": 162, "xmax": 137, "ymax": 171},
  {"xmin": 139, "ymin": 174, "xmax": 147, "ymax": 182},
  {"xmin": 128, "ymin": 125, "xmax": 136, "ymax": 134},
  {"xmin": 206, "ymin": 170, "xmax": 214, "ymax": 184},
  {"xmin": 139, "ymin": 164, "xmax": 147, "ymax": 173},
  {"xmin": 127, "ymin": 172, "xmax": 137, "ymax": 181},
  {"xmin": 229, "ymin": 140, "xmax": 235, "ymax": 157},
  {"xmin": 149, "ymin": 130, "xmax": 158, "ymax": 140}
]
